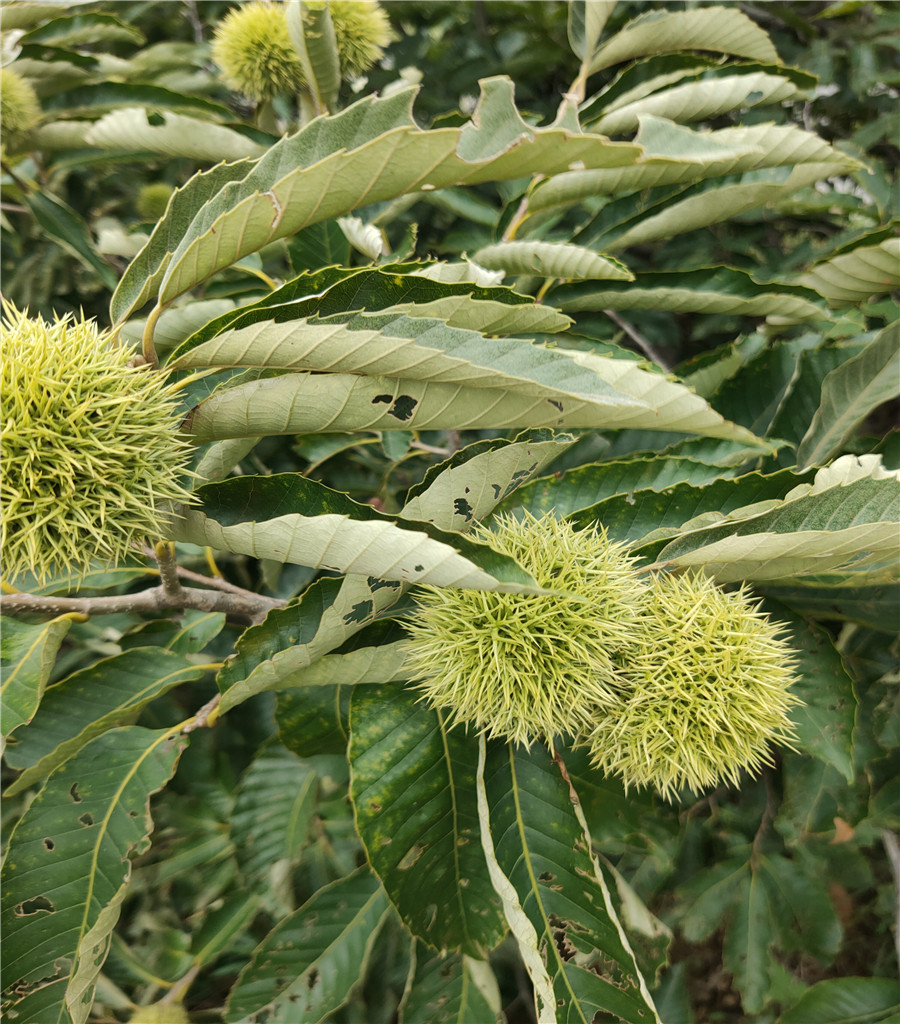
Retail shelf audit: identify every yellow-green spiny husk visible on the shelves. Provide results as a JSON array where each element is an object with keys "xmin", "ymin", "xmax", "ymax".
[
  {"xmin": 323, "ymin": 0, "xmax": 390, "ymax": 77},
  {"xmin": 137, "ymin": 182, "xmax": 175, "ymax": 221},
  {"xmin": 212, "ymin": 0, "xmax": 308, "ymax": 101},
  {"xmin": 402, "ymin": 511, "xmax": 649, "ymax": 747},
  {"xmin": 0, "ymin": 303, "xmax": 194, "ymax": 584},
  {"xmin": 0, "ymin": 67, "xmax": 41, "ymax": 151},
  {"xmin": 583, "ymin": 569, "xmax": 800, "ymax": 800},
  {"xmin": 211, "ymin": 0, "xmax": 390, "ymax": 101}
]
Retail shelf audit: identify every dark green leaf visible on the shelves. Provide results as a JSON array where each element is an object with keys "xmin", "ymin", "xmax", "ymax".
[
  {"xmin": 777, "ymin": 977, "xmax": 900, "ymax": 1024},
  {"xmin": 4, "ymin": 648, "xmax": 210, "ymax": 796},
  {"xmin": 349, "ymin": 684, "xmax": 506, "ymax": 957},
  {"xmin": 480, "ymin": 741, "xmax": 658, "ymax": 1023},
  {"xmin": 0, "ymin": 614, "xmax": 79, "ymax": 741},
  {"xmin": 224, "ymin": 867, "xmax": 389, "ymax": 1024},
  {"xmin": 0, "ymin": 727, "xmax": 187, "ymax": 1024}
]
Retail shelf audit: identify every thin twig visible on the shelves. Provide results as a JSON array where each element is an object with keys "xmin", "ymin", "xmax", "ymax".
[
  {"xmin": 603, "ymin": 308, "xmax": 672, "ymax": 370},
  {"xmin": 0, "ymin": 584, "xmax": 283, "ymax": 622},
  {"xmin": 182, "ymin": 694, "xmax": 221, "ymax": 734},
  {"xmin": 182, "ymin": 0, "xmax": 205, "ymax": 44},
  {"xmin": 140, "ymin": 544, "xmax": 283, "ymax": 607}
]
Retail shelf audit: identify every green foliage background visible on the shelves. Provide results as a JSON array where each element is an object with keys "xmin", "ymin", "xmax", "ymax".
[{"xmin": 1, "ymin": 2, "xmax": 898, "ymax": 1023}]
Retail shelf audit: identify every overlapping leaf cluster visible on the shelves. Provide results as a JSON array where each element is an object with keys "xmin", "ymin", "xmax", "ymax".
[{"xmin": 2, "ymin": 3, "xmax": 898, "ymax": 1024}]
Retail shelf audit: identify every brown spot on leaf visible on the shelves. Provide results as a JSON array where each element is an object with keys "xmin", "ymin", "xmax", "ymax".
[{"xmin": 397, "ymin": 843, "xmax": 427, "ymax": 870}]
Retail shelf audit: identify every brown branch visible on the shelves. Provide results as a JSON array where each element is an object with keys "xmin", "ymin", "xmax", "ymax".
[
  {"xmin": 0, "ymin": 584, "xmax": 284, "ymax": 622},
  {"xmin": 604, "ymin": 309, "xmax": 672, "ymax": 370}
]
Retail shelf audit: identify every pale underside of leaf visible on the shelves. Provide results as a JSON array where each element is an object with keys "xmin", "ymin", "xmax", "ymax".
[
  {"xmin": 555, "ymin": 279, "xmax": 823, "ymax": 321},
  {"xmin": 170, "ymin": 312, "xmax": 639, "ymax": 405},
  {"xmin": 594, "ymin": 72, "xmax": 802, "ymax": 135},
  {"xmin": 799, "ymin": 237, "xmax": 900, "ymax": 305},
  {"xmin": 603, "ymin": 163, "xmax": 835, "ymax": 250},
  {"xmin": 172, "ymin": 510, "xmax": 539, "ymax": 592},
  {"xmin": 84, "ymin": 107, "xmax": 266, "ymax": 162},
  {"xmin": 155, "ymin": 78, "xmax": 643, "ymax": 307},
  {"xmin": 797, "ymin": 323, "xmax": 900, "ymax": 470},
  {"xmin": 587, "ymin": 6, "xmax": 778, "ymax": 73},
  {"xmin": 214, "ymin": 438, "xmax": 570, "ymax": 713},
  {"xmin": 655, "ymin": 522, "xmax": 900, "ymax": 583},
  {"xmin": 388, "ymin": 296, "xmax": 571, "ymax": 335},
  {"xmin": 219, "ymin": 641, "xmax": 408, "ymax": 715},
  {"xmin": 528, "ymin": 122, "xmax": 858, "ymax": 211},
  {"xmin": 184, "ymin": 364, "xmax": 762, "ymax": 446},
  {"xmin": 471, "ymin": 241, "xmax": 633, "ymax": 281}
]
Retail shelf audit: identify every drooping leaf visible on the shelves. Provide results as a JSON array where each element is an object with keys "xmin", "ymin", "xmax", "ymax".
[
  {"xmin": 776, "ymin": 977, "xmax": 900, "ymax": 1024},
  {"xmin": 224, "ymin": 867, "xmax": 389, "ymax": 1024},
  {"xmin": 471, "ymin": 242, "xmax": 633, "ymax": 281},
  {"xmin": 118, "ymin": 77, "xmax": 643, "ymax": 316},
  {"xmin": 170, "ymin": 310, "xmax": 643, "ymax": 410},
  {"xmin": 769, "ymin": 602, "xmax": 857, "ymax": 783},
  {"xmin": 42, "ymin": 82, "xmax": 233, "ymax": 119},
  {"xmin": 568, "ymin": 467, "xmax": 803, "ymax": 546},
  {"xmin": 169, "ymin": 264, "xmax": 570, "ymax": 357},
  {"xmin": 400, "ymin": 945, "xmax": 504, "ymax": 1024},
  {"xmin": 586, "ymin": 6, "xmax": 778, "ymax": 74},
  {"xmin": 184, "ymin": 356, "xmax": 764, "ymax": 446},
  {"xmin": 173, "ymin": 474, "xmax": 541, "ymax": 592},
  {"xmin": 529, "ymin": 122, "xmax": 857, "ymax": 211},
  {"xmin": 287, "ymin": 0, "xmax": 340, "ymax": 114},
  {"xmin": 800, "ymin": 235, "xmax": 900, "ymax": 306},
  {"xmin": 492, "ymin": 452, "xmax": 744, "ymax": 522},
  {"xmin": 642, "ymin": 455, "xmax": 900, "ymax": 584},
  {"xmin": 797, "ymin": 323, "xmax": 900, "ymax": 470},
  {"xmin": 4, "ymin": 648, "xmax": 211, "ymax": 797},
  {"xmin": 398, "ymin": 432, "xmax": 574, "ymax": 530},
  {"xmin": 551, "ymin": 267, "xmax": 825, "ymax": 322},
  {"xmin": 567, "ymin": 0, "xmax": 616, "ymax": 65},
  {"xmin": 601, "ymin": 165, "xmax": 834, "ymax": 251},
  {"xmin": 766, "ymin": 337, "xmax": 871, "ymax": 460},
  {"xmin": 592, "ymin": 69, "xmax": 807, "ymax": 135},
  {"xmin": 225, "ymin": 639, "xmax": 408, "ymax": 712},
  {"xmin": 110, "ymin": 158, "xmax": 257, "ymax": 323},
  {"xmin": 0, "ymin": 614, "xmax": 80, "ymax": 744},
  {"xmin": 478, "ymin": 740, "xmax": 659, "ymax": 1024},
  {"xmin": 349, "ymin": 684, "xmax": 506, "ymax": 957},
  {"xmin": 84, "ymin": 107, "xmax": 266, "ymax": 162},
  {"xmin": 760, "ymin": 855, "xmax": 841, "ymax": 962},
  {"xmin": 21, "ymin": 10, "xmax": 142, "ymax": 46},
  {"xmin": 0, "ymin": 726, "xmax": 187, "ymax": 1024},
  {"xmin": 24, "ymin": 191, "xmax": 118, "ymax": 290},
  {"xmin": 722, "ymin": 865, "xmax": 777, "ymax": 1014},
  {"xmin": 229, "ymin": 744, "xmax": 317, "ymax": 901}
]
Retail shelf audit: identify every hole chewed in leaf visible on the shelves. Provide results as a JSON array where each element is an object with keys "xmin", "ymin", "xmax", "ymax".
[
  {"xmin": 15, "ymin": 895, "xmax": 54, "ymax": 916},
  {"xmin": 69, "ymin": 782, "xmax": 82, "ymax": 803},
  {"xmin": 306, "ymin": 968, "xmax": 319, "ymax": 990},
  {"xmin": 453, "ymin": 497, "xmax": 473, "ymax": 520},
  {"xmin": 42, "ymin": 838, "xmax": 55, "ymax": 851},
  {"xmin": 78, "ymin": 813, "xmax": 94, "ymax": 827}
]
